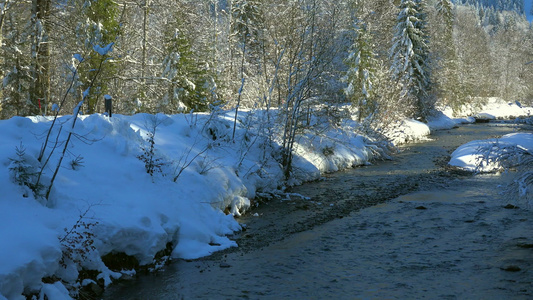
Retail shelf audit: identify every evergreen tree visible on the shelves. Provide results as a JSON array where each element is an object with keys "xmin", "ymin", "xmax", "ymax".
[
  {"xmin": 345, "ymin": 21, "xmax": 378, "ymax": 123},
  {"xmin": 390, "ymin": 0, "xmax": 432, "ymax": 118},
  {"xmin": 434, "ymin": 0, "xmax": 462, "ymax": 113},
  {"xmin": 76, "ymin": 0, "xmax": 121, "ymax": 114},
  {"xmin": 161, "ymin": 15, "xmax": 216, "ymax": 113},
  {"xmin": 1, "ymin": 1, "xmax": 33, "ymax": 117},
  {"xmin": 231, "ymin": 0, "xmax": 263, "ymax": 50},
  {"xmin": 1, "ymin": 35, "xmax": 33, "ymax": 116},
  {"xmin": 437, "ymin": 0, "xmax": 454, "ymax": 28}
]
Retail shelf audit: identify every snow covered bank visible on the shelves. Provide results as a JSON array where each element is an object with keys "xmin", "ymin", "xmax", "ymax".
[
  {"xmin": 0, "ymin": 110, "xmax": 395, "ymax": 299},
  {"xmin": 428, "ymin": 97, "xmax": 533, "ymax": 131},
  {"xmin": 449, "ymin": 97, "xmax": 532, "ymax": 121},
  {"xmin": 0, "ymin": 114, "xmax": 242, "ymax": 299},
  {"xmin": 384, "ymin": 118, "xmax": 431, "ymax": 145},
  {"xmin": 471, "ymin": 98, "xmax": 532, "ymax": 120},
  {"xmin": 426, "ymin": 110, "xmax": 475, "ymax": 131}
]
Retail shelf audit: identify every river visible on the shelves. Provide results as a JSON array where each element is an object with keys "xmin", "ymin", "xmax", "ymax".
[{"xmin": 103, "ymin": 122, "xmax": 533, "ymax": 299}]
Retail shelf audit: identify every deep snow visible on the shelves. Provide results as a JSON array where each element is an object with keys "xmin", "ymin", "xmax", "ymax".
[{"xmin": 0, "ymin": 97, "xmax": 531, "ymax": 299}]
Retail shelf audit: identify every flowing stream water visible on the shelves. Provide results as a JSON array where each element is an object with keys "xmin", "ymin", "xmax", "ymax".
[{"xmin": 103, "ymin": 123, "xmax": 533, "ymax": 299}]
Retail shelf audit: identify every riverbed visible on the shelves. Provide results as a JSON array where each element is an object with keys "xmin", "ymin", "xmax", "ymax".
[{"xmin": 103, "ymin": 122, "xmax": 533, "ymax": 299}]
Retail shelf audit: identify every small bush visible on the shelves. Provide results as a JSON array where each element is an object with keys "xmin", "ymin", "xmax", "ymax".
[
  {"xmin": 137, "ymin": 132, "xmax": 165, "ymax": 177},
  {"xmin": 59, "ymin": 208, "xmax": 98, "ymax": 269},
  {"xmin": 197, "ymin": 154, "xmax": 219, "ymax": 175},
  {"xmin": 8, "ymin": 143, "xmax": 44, "ymax": 197}
]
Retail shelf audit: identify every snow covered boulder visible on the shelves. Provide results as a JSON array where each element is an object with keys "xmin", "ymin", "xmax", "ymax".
[{"xmin": 473, "ymin": 112, "xmax": 495, "ymax": 123}]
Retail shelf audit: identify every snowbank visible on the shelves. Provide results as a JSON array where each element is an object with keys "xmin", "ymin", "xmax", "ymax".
[
  {"xmin": 449, "ymin": 133, "xmax": 533, "ymax": 172},
  {"xmin": 426, "ymin": 109, "xmax": 475, "ymax": 131},
  {"xmin": 386, "ymin": 118, "xmax": 431, "ymax": 145},
  {"xmin": 0, "ymin": 110, "xmax": 387, "ymax": 299},
  {"xmin": 452, "ymin": 97, "xmax": 532, "ymax": 120},
  {"xmin": 473, "ymin": 98, "xmax": 532, "ymax": 120},
  {"xmin": 429, "ymin": 97, "xmax": 533, "ymax": 131}
]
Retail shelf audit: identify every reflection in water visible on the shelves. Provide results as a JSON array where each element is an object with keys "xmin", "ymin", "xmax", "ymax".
[{"xmin": 104, "ymin": 123, "xmax": 533, "ymax": 299}]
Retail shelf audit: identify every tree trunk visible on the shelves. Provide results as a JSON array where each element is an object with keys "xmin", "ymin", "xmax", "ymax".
[
  {"xmin": 141, "ymin": 0, "xmax": 149, "ymax": 82},
  {"xmin": 30, "ymin": 0, "xmax": 51, "ymax": 116}
]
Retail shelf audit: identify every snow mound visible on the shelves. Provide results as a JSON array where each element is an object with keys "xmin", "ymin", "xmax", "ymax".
[
  {"xmin": 449, "ymin": 133, "xmax": 533, "ymax": 172},
  {"xmin": 40, "ymin": 282, "xmax": 72, "ymax": 300},
  {"xmin": 386, "ymin": 119, "xmax": 431, "ymax": 145}
]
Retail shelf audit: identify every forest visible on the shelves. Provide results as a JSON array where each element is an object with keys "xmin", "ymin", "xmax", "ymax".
[{"xmin": 0, "ymin": 0, "xmax": 532, "ymax": 125}]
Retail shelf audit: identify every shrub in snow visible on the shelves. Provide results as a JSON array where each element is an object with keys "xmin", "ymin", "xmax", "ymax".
[
  {"xmin": 484, "ymin": 144, "xmax": 533, "ymax": 208},
  {"xmin": 69, "ymin": 155, "xmax": 85, "ymax": 171},
  {"xmin": 196, "ymin": 155, "xmax": 221, "ymax": 175},
  {"xmin": 473, "ymin": 141, "xmax": 524, "ymax": 173},
  {"xmin": 203, "ymin": 118, "xmax": 231, "ymax": 142},
  {"xmin": 172, "ymin": 139, "xmax": 210, "ymax": 183},
  {"xmin": 507, "ymin": 168, "xmax": 533, "ymax": 208},
  {"xmin": 172, "ymin": 115, "xmax": 219, "ymax": 183},
  {"xmin": 8, "ymin": 143, "xmax": 44, "ymax": 198},
  {"xmin": 137, "ymin": 131, "xmax": 165, "ymax": 177},
  {"xmin": 137, "ymin": 115, "xmax": 167, "ymax": 177},
  {"xmin": 59, "ymin": 207, "xmax": 98, "ymax": 269},
  {"xmin": 499, "ymin": 147, "xmax": 533, "ymax": 208}
]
